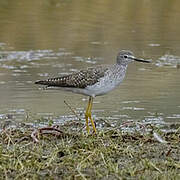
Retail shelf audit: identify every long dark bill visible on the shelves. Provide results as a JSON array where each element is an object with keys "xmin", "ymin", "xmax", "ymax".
[{"xmin": 134, "ymin": 58, "xmax": 150, "ymax": 63}]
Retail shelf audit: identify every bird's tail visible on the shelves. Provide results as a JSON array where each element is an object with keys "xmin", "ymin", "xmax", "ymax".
[
  {"xmin": 35, "ymin": 77, "xmax": 64, "ymax": 87},
  {"xmin": 35, "ymin": 80, "xmax": 47, "ymax": 85},
  {"xmin": 35, "ymin": 79, "xmax": 54, "ymax": 86}
]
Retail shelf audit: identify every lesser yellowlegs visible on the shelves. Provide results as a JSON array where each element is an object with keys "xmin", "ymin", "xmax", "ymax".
[{"xmin": 35, "ymin": 50, "xmax": 150, "ymax": 134}]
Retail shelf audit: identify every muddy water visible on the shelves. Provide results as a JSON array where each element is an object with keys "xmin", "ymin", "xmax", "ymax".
[{"xmin": 0, "ymin": 0, "xmax": 180, "ymax": 130}]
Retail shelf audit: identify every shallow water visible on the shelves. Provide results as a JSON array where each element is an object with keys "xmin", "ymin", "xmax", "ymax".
[{"xmin": 0, "ymin": 0, "xmax": 180, "ymax": 131}]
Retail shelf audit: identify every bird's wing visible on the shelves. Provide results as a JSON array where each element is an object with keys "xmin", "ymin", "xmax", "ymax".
[{"xmin": 35, "ymin": 65, "xmax": 109, "ymax": 88}]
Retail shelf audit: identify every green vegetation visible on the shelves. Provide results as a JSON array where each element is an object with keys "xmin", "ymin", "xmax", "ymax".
[{"xmin": 0, "ymin": 121, "xmax": 180, "ymax": 179}]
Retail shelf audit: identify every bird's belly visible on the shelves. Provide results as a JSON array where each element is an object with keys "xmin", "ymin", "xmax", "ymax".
[
  {"xmin": 45, "ymin": 72, "xmax": 125, "ymax": 97},
  {"xmin": 87, "ymin": 85, "xmax": 115, "ymax": 96},
  {"xmin": 86, "ymin": 79, "xmax": 122, "ymax": 97}
]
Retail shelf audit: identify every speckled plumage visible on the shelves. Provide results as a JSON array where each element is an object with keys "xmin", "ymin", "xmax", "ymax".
[
  {"xmin": 35, "ymin": 65, "xmax": 109, "ymax": 89},
  {"xmin": 35, "ymin": 50, "xmax": 149, "ymax": 97},
  {"xmin": 35, "ymin": 50, "xmax": 150, "ymax": 134},
  {"xmin": 35, "ymin": 64, "xmax": 127, "ymax": 97}
]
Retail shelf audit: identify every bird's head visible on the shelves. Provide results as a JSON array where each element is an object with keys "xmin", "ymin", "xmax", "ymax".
[{"xmin": 117, "ymin": 50, "xmax": 150, "ymax": 65}]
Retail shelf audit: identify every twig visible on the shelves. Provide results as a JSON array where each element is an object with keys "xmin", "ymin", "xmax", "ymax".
[
  {"xmin": 64, "ymin": 100, "xmax": 82, "ymax": 121},
  {"xmin": 39, "ymin": 127, "xmax": 64, "ymax": 135},
  {"xmin": 31, "ymin": 129, "xmax": 39, "ymax": 143},
  {"xmin": 166, "ymin": 148, "xmax": 172, "ymax": 156},
  {"xmin": 31, "ymin": 127, "xmax": 65, "ymax": 143}
]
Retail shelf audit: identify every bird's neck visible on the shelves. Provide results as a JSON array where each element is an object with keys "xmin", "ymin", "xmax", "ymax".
[{"xmin": 117, "ymin": 63, "xmax": 128, "ymax": 69}]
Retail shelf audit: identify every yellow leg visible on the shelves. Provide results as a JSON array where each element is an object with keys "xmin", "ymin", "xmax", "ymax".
[
  {"xmin": 85, "ymin": 97, "xmax": 97, "ymax": 134},
  {"xmin": 88, "ymin": 97, "xmax": 97, "ymax": 134},
  {"xmin": 85, "ymin": 97, "xmax": 91, "ymax": 134}
]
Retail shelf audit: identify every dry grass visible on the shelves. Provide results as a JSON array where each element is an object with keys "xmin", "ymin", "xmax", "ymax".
[{"xmin": 0, "ymin": 121, "xmax": 180, "ymax": 180}]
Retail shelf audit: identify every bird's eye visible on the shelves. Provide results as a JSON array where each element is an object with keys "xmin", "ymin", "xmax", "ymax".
[{"xmin": 124, "ymin": 55, "xmax": 128, "ymax": 58}]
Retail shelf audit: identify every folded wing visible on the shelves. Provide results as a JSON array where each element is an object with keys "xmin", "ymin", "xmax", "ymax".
[{"xmin": 35, "ymin": 66, "xmax": 109, "ymax": 88}]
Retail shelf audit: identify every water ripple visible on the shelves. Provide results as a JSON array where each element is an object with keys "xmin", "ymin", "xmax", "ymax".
[
  {"xmin": 156, "ymin": 54, "xmax": 180, "ymax": 68},
  {"xmin": 0, "ymin": 49, "xmax": 72, "ymax": 62}
]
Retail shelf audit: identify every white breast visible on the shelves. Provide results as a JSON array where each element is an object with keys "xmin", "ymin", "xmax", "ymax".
[{"xmin": 85, "ymin": 65, "xmax": 127, "ymax": 97}]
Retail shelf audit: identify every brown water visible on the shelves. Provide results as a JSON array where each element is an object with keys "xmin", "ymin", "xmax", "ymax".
[{"xmin": 0, "ymin": 0, "xmax": 180, "ymax": 130}]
